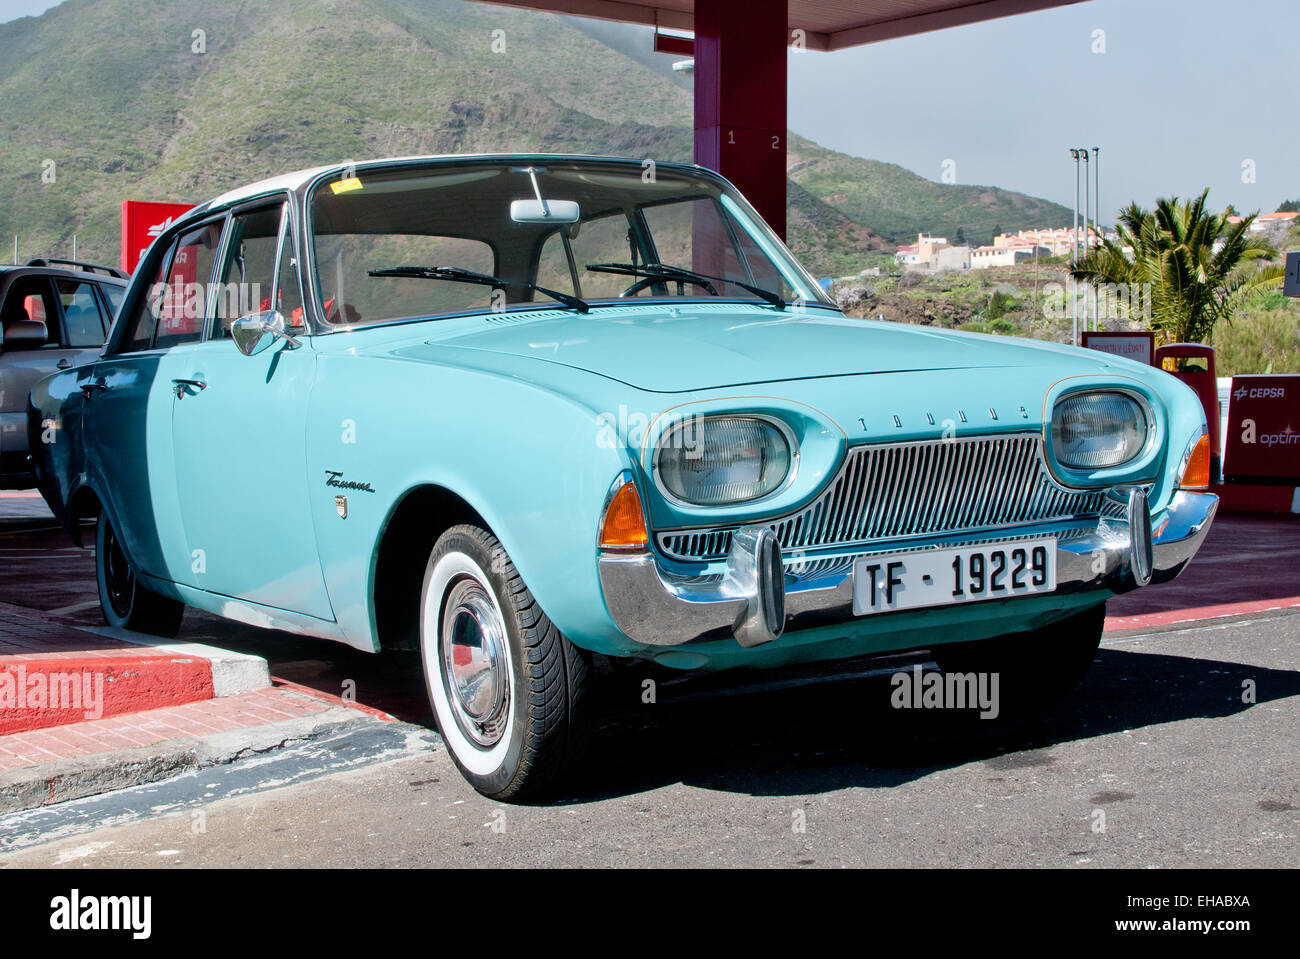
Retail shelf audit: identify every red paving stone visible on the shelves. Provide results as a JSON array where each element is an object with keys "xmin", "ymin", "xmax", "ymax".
[
  {"xmin": 1108, "ymin": 513, "xmax": 1300, "ymax": 618},
  {"xmin": 0, "ymin": 686, "xmax": 331, "ymax": 772}
]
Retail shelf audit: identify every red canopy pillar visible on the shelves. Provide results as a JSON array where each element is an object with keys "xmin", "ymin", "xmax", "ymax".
[{"xmin": 693, "ymin": 0, "xmax": 788, "ymax": 240}]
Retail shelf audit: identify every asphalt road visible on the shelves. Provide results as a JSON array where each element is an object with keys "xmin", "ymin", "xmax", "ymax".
[
  {"xmin": 1, "ymin": 500, "xmax": 1297, "ymax": 867},
  {"xmin": 2, "ymin": 608, "xmax": 1298, "ymax": 867}
]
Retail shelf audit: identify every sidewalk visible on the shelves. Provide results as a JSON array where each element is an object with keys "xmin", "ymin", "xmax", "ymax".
[{"xmin": 0, "ymin": 603, "xmax": 395, "ymax": 814}]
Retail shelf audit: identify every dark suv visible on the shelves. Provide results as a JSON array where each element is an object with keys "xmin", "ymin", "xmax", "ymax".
[{"xmin": 0, "ymin": 259, "xmax": 127, "ymax": 488}]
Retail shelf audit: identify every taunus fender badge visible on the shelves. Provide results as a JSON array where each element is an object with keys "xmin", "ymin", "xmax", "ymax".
[
  {"xmin": 325, "ymin": 469, "xmax": 376, "ymax": 493},
  {"xmin": 335, "ymin": 495, "xmax": 348, "ymax": 519}
]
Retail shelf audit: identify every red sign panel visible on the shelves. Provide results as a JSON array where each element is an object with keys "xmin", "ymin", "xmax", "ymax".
[
  {"xmin": 120, "ymin": 200, "xmax": 194, "ymax": 275},
  {"xmin": 1222, "ymin": 374, "xmax": 1300, "ymax": 482},
  {"xmin": 1081, "ymin": 331, "xmax": 1156, "ymax": 366}
]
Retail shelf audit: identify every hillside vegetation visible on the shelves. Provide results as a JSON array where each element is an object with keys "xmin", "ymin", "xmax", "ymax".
[{"xmin": 0, "ymin": 0, "xmax": 1072, "ymax": 277}]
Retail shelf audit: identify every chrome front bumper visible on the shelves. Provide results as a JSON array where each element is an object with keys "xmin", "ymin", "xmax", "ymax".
[{"xmin": 598, "ymin": 490, "xmax": 1218, "ymax": 649}]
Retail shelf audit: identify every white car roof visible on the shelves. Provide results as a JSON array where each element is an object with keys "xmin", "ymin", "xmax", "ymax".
[{"xmin": 199, "ymin": 153, "xmax": 692, "ymax": 212}]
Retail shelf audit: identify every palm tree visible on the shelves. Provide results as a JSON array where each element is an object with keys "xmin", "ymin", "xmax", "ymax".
[{"xmin": 1071, "ymin": 189, "xmax": 1282, "ymax": 343}]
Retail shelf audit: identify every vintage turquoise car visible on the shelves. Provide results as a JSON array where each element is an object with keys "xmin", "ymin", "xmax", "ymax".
[{"xmin": 28, "ymin": 155, "xmax": 1217, "ymax": 798}]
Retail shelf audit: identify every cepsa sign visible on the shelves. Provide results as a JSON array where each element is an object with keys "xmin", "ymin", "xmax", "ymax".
[
  {"xmin": 120, "ymin": 200, "xmax": 194, "ymax": 275},
  {"xmin": 1223, "ymin": 374, "xmax": 1300, "ymax": 482}
]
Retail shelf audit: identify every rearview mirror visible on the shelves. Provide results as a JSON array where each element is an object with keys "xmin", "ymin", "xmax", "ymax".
[
  {"xmin": 231, "ymin": 310, "xmax": 296, "ymax": 357},
  {"xmin": 510, "ymin": 199, "xmax": 580, "ymax": 224}
]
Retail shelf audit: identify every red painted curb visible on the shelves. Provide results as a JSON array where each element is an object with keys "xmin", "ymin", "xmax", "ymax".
[
  {"xmin": 1105, "ymin": 595, "xmax": 1300, "ymax": 633},
  {"xmin": 0, "ymin": 655, "xmax": 215, "ymax": 735}
]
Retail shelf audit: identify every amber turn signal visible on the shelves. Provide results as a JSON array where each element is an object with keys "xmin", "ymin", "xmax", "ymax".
[
  {"xmin": 599, "ymin": 481, "xmax": 648, "ymax": 551},
  {"xmin": 1180, "ymin": 433, "xmax": 1212, "ymax": 490}
]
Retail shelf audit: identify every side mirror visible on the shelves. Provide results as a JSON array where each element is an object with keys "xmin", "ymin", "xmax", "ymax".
[
  {"xmin": 0, "ymin": 319, "xmax": 47, "ymax": 352},
  {"xmin": 231, "ymin": 310, "xmax": 297, "ymax": 357}
]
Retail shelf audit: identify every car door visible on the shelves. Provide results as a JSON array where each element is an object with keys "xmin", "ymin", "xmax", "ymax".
[
  {"xmin": 87, "ymin": 222, "xmax": 223, "ymax": 583},
  {"xmin": 160, "ymin": 200, "xmax": 333, "ymax": 620}
]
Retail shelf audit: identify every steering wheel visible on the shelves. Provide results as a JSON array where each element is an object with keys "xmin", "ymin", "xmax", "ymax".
[{"xmin": 620, "ymin": 275, "xmax": 719, "ymax": 298}]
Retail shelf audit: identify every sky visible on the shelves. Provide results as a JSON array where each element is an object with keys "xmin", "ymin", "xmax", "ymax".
[{"xmin": 2, "ymin": 0, "xmax": 1294, "ymax": 224}]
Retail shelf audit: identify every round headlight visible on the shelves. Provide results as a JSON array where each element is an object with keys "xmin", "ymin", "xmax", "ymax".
[
  {"xmin": 655, "ymin": 416, "xmax": 794, "ymax": 506},
  {"xmin": 1051, "ymin": 391, "xmax": 1148, "ymax": 469}
]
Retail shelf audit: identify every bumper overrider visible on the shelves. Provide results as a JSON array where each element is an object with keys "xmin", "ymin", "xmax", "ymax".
[{"xmin": 598, "ymin": 488, "xmax": 1218, "ymax": 649}]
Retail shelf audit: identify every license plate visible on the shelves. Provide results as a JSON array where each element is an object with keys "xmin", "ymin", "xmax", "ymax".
[{"xmin": 851, "ymin": 538, "xmax": 1057, "ymax": 615}]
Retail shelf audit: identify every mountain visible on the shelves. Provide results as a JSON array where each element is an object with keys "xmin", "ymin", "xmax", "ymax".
[
  {"xmin": 0, "ymin": 0, "xmax": 1070, "ymax": 277},
  {"xmin": 787, "ymin": 135, "xmax": 1072, "ymax": 250}
]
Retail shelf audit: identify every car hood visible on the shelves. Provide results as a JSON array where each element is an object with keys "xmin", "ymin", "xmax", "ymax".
[{"xmin": 428, "ymin": 305, "xmax": 1084, "ymax": 393}]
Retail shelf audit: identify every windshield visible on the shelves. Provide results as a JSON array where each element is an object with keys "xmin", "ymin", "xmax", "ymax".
[{"xmin": 307, "ymin": 160, "xmax": 834, "ymax": 327}]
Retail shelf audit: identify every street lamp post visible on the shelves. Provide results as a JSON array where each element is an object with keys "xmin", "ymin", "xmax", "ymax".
[
  {"xmin": 1080, "ymin": 147, "xmax": 1090, "ymax": 332},
  {"xmin": 1070, "ymin": 148, "xmax": 1080, "ymax": 344},
  {"xmin": 1092, "ymin": 146, "xmax": 1100, "ymax": 330}
]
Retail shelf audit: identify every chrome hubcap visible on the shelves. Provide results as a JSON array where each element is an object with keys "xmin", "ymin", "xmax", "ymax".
[{"xmin": 440, "ymin": 577, "xmax": 510, "ymax": 748}]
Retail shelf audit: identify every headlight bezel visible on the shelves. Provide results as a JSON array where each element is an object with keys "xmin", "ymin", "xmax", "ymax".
[
  {"xmin": 1045, "ymin": 384, "xmax": 1161, "ymax": 486},
  {"xmin": 651, "ymin": 413, "xmax": 800, "ymax": 509}
]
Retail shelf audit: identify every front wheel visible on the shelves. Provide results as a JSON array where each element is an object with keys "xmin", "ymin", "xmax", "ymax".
[
  {"xmin": 95, "ymin": 511, "xmax": 184, "ymax": 636},
  {"xmin": 419, "ymin": 524, "xmax": 589, "ymax": 800}
]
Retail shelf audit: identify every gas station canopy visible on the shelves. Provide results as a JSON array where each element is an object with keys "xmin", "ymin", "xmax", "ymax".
[
  {"xmin": 475, "ymin": 0, "xmax": 1085, "ymax": 49},
  {"xmin": 472, "ymin": 0, "xmax": 1088, "ymax": 239}
]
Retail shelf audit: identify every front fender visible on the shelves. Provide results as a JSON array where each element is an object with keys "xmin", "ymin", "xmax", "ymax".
[{"xmin": 304, "ymin": 353, "xmax": 636, "ymax": 653}]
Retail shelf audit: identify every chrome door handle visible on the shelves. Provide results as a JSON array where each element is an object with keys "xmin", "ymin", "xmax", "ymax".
[{"xmin": 172, "ymin": 378, "xmax": 207, "ymax": 399}]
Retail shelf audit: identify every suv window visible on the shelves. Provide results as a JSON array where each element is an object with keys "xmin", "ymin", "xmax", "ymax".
[
  {"xmin": 100, "ymin": 283, "xmax": 125, "ymax": 320},
  {"xmin": 56, "ymin": 278, "xmax": 107, "ymax": 347},
  {"xmin": 1, "ymin": 275, "xmax": 59, "ymax": 346}
]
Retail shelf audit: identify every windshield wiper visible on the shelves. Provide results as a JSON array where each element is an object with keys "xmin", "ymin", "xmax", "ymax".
[
  {"xmin": 585, "ymin": 262, "xmax": 786, "ymax": 310},
  {"xmin": 368, "ymin": 265, "xmax": 590, "ymax": 313}
]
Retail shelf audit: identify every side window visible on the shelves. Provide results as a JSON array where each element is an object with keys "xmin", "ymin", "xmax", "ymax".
[
  {"xmin": 123, "ymin": 238, "xmax": 177, "ymax": 352},
  {"xmin": 154, "ymin": 221, "xmax": 224, "ymax": 349},
  {"xmin": 100, "ymin": 283, "xmax": 125, "ymax": 322},
  {"xmin": 0, "ymin": 276, "xmax": 58, "ymax": 346},
  {"xmin": 215, "ymin": 205, "xmax": 280, "ymax": 338},
  {"xmin": 56, "ymin": 278, "xmax": 107, "ymax": 347}
]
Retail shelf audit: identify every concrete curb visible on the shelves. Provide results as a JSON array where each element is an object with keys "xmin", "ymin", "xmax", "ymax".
[
  {"xmin": 0, "ymin": 703, "xmax": 366, "ymax": 815},
  {"xmin": 80, "ymin": 625, "xmax": 270, "ymax": 698}
]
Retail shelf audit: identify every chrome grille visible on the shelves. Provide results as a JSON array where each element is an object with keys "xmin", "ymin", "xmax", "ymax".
[{"xmin": 658, "ymin": 433, "xmax": 1107, "ymax": 561}]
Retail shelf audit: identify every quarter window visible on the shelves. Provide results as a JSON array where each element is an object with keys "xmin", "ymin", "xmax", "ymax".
[
  {"xmin": 154, "ymin": 222, "xmax": 223, "ymax": 349},
  {"xmin": 215, "ymin": 205, "xmax": 281, "ymax": 338},
  {"xmin": 123, "ymin": 237, "xmax": 177, "ymax": 352}
]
